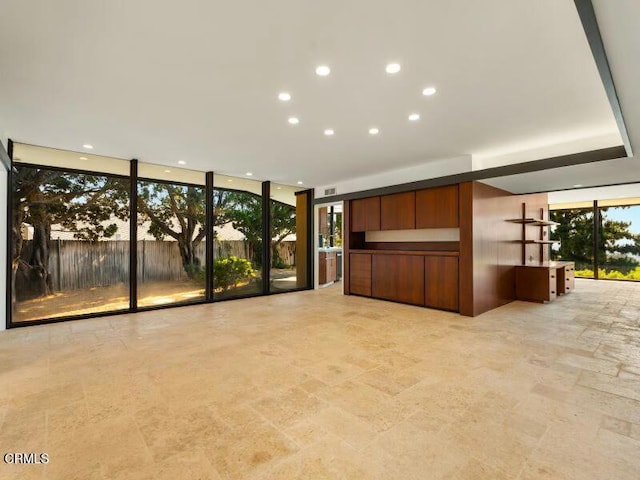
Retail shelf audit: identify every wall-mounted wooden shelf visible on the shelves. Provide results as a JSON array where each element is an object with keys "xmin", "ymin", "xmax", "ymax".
[
  {"xmin": 506, "ymin": 218, "xmax": 559, "ymax": 227},
  {"xmin": 523, "ymin": 239, "xmax": 558, "ymax": 245}
]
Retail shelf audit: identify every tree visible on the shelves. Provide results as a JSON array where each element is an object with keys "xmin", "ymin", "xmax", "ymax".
[
  {"xmin": 137, "ymin": 181, "xmax": 206, "ymax": 279},
  {"xmin": 11, "ymin": 166, "xmax": 129, "ymax": 307},
  {"xmin": 213, "ymin": 189, "xmax": 297, "ymax": 269},
  {"xmin": 550, "ymin": 207, "xmax": 640, "ymax": 271},
  {"xmin": 598, "ymin": 207, "xmax": 640, "ymax": 269},
  {"xmin": 270, "ymin": 201, "xmax": 296, "ymax": 268}
]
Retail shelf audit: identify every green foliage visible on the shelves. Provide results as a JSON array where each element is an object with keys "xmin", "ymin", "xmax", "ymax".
[
  {"xmin": 213, "ymin": 256, "xmax": 256, "ymax": 291},
  {"xmin": 550, "ymin": 206, "xmax": 640, "ymax": 270},
  {"xmin": 213, "ymin": 189, "xmax": 297, "ymax": 269},
  {"xmin": 574, "ymin": 267, "xmax": 640, "ymax": 281},
  {"xmin": 137, "ymin": 181, "xmax": 206, "ymax": 279}
]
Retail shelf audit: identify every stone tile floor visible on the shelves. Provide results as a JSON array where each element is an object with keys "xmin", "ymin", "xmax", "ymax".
[{"xmin": 1, "ymin": 278, "xmax": 639, "ymax": 479}]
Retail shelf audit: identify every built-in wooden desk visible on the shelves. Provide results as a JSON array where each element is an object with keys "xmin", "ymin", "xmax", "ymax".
[{"xmin": 515, "ymin": 261, "xmax": 575, "ymax": 303}]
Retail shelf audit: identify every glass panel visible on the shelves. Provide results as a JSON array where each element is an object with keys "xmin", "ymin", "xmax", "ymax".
[
  {"xmin": 213, "ymin": 175, "xmax": 263, "ymax": 299},
  {"xmin": 270, "ymin": 184, "xmax": 305, "ymax": 292},
  {"xmin": 136, "ymin": 180, "xmax": 207, "ymax": 307},
  {"xmin": 597, "ymin": 204, "xmax": 640, "ymax": 281},
  {"xmin": 549, "ymin": 208, "xmax": 595, "ymax": 278},
  {"xmin": 11, "ymin": 165, "xmax": 130, "ymax": 322}
]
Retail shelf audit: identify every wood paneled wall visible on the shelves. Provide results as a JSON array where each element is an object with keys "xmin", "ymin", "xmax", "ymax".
[
  {"xmin": 296, "ymin": 193, "xmax": 308, "ymax": 288},
  {"xmin": 459, "ymin": 182, "xmax": 548, "ymax": 317}
]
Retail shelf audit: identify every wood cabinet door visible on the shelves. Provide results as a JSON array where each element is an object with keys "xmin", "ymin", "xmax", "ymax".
[
  {"xmin": 372, "ymin": 254, "xmax": 424, "ymax": 305},
  {"xmin": 351, "ymin": 197, "xmax": 380, "ymax": 232},
  {"xmin": 424, "ymin": 256, "xmax": 459, "ymax": 311},
  {"xmin": 318, "ymin": 252, "xmax": 327, "ymax": 284},
  {"xmin": 416, "ymin": 185, "xmax": 459, "ymax": 228},
  {"xmin": 380, "ymin": 192, "xmax": 416, "ymax": 230},
  {"xmin": 350, "ymin": 253, "xmax": 372, "ymax": 296}
]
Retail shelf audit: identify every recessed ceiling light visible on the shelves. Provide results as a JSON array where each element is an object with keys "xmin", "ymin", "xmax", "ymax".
[
  {"xmin": 246, "ymin": 172, "xmax": 253, "ymax": 176},
  {"xmin": 573, "ymin": 184, "xmax": 583, "ymax": 188},
  {"xmin": 324, "ymin": 129, "xmax": 335, "ymax": 136},
  {"xmin": 79, "ymin": 156, "xmax": 88, "ymax": 160},
  {"xmin": 227, "ymin": 179, "xmax": 233, "ymax": 182},
  {"xmin": 297, "ymin": 181, "xmax": 304, "ymax": 185},
  {"xmin": 276, "ymin": 186, "xmax": 282, "ymax": 190},
  {"xmin": 369, "ymin": 128, "xmax": 379, "ymax": 135},
  {"xmin": 288, "ymin": 117, "xmax": 300, "ymax": 125},
  {"xmin": 178, "ymin": 160, "xmax": 186, "ymax": 165},
  {"xmin": 408, "ymin": 113, "xmax": 420, "ymax": 121},
  {"xmin": 422, "ymin": 86, "xmax": 437, "ymax": 96},
  {"xmin": 278, "ymin": 92, "xmax": 291, "ymax": 101},
  {"xmin": 385, "ymin": 63, "xmax": 401, "ymax": 74},
  {"xmin": 164, "ymin": 169, "xmax": 171, "ymax": 173},
  {"xmin": 82, "ymin": 144, "xmax": 93, "ymax": 150},
  {"xmin": 315, "ymin": 65, "xmax": 331, "ymax": 76}
]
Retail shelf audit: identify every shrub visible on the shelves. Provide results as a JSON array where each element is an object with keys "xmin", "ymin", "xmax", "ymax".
[
  {"xmin": 574, "ymin": 267, "xmax": 640, "ymax": 281},
  {"xmin": 213, "ymin": 256, "xmax": 256, "ymax": 291}
]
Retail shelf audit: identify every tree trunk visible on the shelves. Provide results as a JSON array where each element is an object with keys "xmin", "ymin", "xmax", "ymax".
[
  {"xmin": 178, "ymin": 239, "xmax": 201, "ymax": 280},
  {"xmin": 28, "ymin": 220, "xmax": 53, "ymax": 297}
]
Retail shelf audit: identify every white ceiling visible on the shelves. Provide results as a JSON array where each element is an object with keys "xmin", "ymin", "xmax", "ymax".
[
  {"xmin": 484, "ymin": 0, "xmax": 640, "ymax": 195},
  {"xmin": 0, "ymin": 0, "xmax": 620, "ymax": 188}
]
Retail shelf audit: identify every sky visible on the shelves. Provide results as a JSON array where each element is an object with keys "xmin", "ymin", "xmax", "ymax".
[{"xmin": 602, "ymin": 205, "xmax": 640, "ymax": 234}]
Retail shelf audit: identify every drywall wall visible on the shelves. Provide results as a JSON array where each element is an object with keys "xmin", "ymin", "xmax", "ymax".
[
  {"xmin": 548, "ymin": 183, "xmax": 640, "ymax": 204},
  {"xmin": 315, "ymin": 155, "xmax": 472, "ymax": 199}
]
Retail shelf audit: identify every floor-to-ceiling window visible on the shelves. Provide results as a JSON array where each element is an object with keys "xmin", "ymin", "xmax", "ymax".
[
  {"xmin": 212, "ymin": 175, "xmax": 263, "ymax": 299},
  {"xmin": 10, "ymin": 144, "xmax": 131, "ymax": 322},
  {"xmin": 137, "ymin": 164, "xmax": 207, "ymax": 307},
  {"xmin": 597, "ymin": 201, "xmax": 640, "ymax": 280},
  {"xmin": 269, "ymin": 184, "xmax": 306, "ymax": 292},
  {"xmin": 550, "ymin": 199, "xmax": 640, "ymax": 281},
  {"xmin": 550, "ymin": 206, "xmax": 595, "ymax": 278},
  {"xmin": 7, "ymin": 144, "xmax": 313, "ymax": 327}
]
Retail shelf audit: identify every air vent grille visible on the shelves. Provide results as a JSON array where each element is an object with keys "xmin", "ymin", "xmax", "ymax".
[{"xmin": 324, "ymin": 187, "xmax": 337, "ymax": 196}]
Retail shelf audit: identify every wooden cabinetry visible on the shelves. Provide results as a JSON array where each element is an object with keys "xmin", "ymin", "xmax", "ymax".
[
  {"xmin": 351, "ymin": 197, "xmax": 380, "ymax": 232},
  {"xmin": 372, "ymin": 254, "xmax": 424, "ymax": 305},
  {"xmin": 515, "ymin": 262, "xmax": 574, "ymax": 303},
  {"xmin": 557, "ymin": 263, "xmax": 575, "ymax": 296},
  {"xmin": 416, "ymin": 185, "xmax": 459, "ymax": 228},
  {"xmin": 425, "ymin": 256, "xmax": 459, "ymax": 311},
  {"xmin": 349, "ymin": 253, "xmax": 372, "ymax": 296},
  {"xmin": 319, "ymin": 251, "xmax": 337, "ymax": 284},
  {"xmin": 380, "ymin": 192, "xmax": 415, "ymax": 230},
  {"xmin": 349, "ymin": 251, "xmax": 458, "ymax": 311}
]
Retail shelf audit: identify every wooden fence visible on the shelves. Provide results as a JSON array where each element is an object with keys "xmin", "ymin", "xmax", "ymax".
[{"xmin": 18, "ymin": 239, "xmax": 296, "ymax": 293}]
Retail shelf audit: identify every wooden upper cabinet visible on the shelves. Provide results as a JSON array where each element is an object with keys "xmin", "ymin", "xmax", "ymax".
[
  {"xmin": 351, "ymin": 197, "xmax": 380, "ymax": 232},
  {"xmin": 318, "ymin": 207, "xmax": 329, "ymax": 236},
  {"xmin": 380, "ymin": 192, "xmax": 415, "ymax": 230},
  {"xmin": 415, "ymin": 185, "xmax": 459, "ymax": 228}
]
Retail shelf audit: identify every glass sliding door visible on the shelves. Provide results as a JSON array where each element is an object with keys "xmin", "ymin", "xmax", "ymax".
[
  {"xmin": 10, "ymin": 144, "xmax": 131, "ymax": 323},
  {"xmin": 213, "ymin": 175, "xmax": 263, "ymax": 299},
  {"xmin": 136, "ymin": 164, "xmax": 207, "ymax": 307},
  {"xmin": 549, "ymin": 207, "xmax": 595, "ymax": 278}
]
